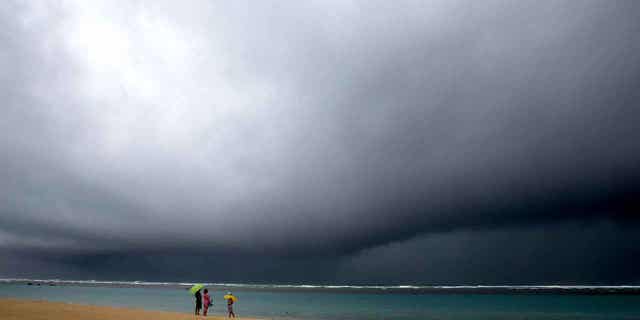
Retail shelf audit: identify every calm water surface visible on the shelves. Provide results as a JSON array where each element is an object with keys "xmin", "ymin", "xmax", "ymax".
[{"xmin": 1, "ymin": 283, "xmax": 640, "ymax": 319}]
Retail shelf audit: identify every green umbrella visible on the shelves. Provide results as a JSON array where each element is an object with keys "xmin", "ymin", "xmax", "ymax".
[{"xmin": 189, "ymin": 284, "xmax": 204, "ymax": 294}]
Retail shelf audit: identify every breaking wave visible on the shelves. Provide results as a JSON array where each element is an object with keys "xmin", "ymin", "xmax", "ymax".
[{"xmin": 2, "ymin": 278, "xmax": 639, "ymax": 294}]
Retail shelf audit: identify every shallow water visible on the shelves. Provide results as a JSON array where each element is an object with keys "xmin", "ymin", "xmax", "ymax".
[{"xmin": 1, "ymin": 283, "xmax": 640, "ymax": 319}]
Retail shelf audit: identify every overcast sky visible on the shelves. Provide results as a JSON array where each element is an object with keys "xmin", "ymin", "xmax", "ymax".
[{"xmin": 1, "ymin": 0, "xmax": 639, "ymax": 284}]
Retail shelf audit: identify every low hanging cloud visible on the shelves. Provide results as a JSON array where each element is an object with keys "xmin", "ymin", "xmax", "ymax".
[{"xmin": 1, "ymin": 0, "xmax": 640, "ymax": 275}]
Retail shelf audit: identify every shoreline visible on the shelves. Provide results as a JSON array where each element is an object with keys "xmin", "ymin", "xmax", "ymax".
[{"xmin": 0, "ymin": 298, "xmax": 259, "ymax": 320}]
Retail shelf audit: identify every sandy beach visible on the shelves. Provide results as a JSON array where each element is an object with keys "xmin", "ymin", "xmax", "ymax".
[{"xmin": 0, "ymin": 298, "xmax": 256, "ymax": 320}]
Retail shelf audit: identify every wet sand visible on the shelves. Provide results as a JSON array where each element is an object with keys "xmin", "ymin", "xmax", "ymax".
[{"xmin": 0, "ymin": 298, "xmax": 255, "ymax": 320}]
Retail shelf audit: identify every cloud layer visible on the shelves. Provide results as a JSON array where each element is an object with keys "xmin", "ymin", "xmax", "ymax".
[{"xmin": 1, "ymin": 0, "xmax": 639, "ymax": 282}]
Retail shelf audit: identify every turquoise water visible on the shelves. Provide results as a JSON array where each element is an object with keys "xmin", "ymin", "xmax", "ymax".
[{"xmin": 2, "ymin": 283, "xmax": 640, "ymax": 319}]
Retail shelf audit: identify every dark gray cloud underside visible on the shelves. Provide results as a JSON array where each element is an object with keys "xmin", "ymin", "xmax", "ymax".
[{"xmin": 1, "ymin": 0, "xmax": 640, "ymax": 282}]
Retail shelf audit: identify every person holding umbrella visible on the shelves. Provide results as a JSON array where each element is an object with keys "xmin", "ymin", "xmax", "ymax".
[
  {"xmin": 224, "ymin": 292, "xmax": 237, "ymax": 318},
  {"xmin": 195, "ymin": 289, "xmax": 202, "ymax": 315},
  {"xmin": 190, "ymin": 284, "xmax": 204, "ymax": 315}
]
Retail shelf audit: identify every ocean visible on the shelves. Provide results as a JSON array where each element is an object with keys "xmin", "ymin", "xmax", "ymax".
[{"xmin": 1, "ymin": 279, "xmax": 640, "ymax": 319}]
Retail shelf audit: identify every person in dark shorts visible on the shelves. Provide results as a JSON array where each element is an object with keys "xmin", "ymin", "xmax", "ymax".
[{"xmin": 195, "ymin": 289, "xmax": 202, "ymax": 315}]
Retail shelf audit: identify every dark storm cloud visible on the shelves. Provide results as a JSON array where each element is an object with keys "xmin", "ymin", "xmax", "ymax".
[
  {"xmin": 336, "ymin": 220, "xmax": 640, "ymax": 284},
  {"xmin": 4, "ymin": 221, "xmax": 639, "ymax": 284},
  {"xmin": 1, "ymin": 0, "xmax": 640, "ymax": 281}
]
